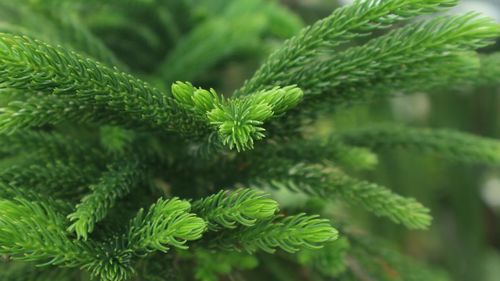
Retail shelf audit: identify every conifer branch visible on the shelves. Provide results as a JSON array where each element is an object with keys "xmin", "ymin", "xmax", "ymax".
[
  {"xmin": 246, "ymin": 160, "xmax": 431, "ymax": 229},
  {"xmin": 0, "ymin": 33, "xmax": 196, "ymax": 133},
  {"xmin": 0, "ymin": 129, "xmax": 97, "ymax": 160},
  {"xmin": 67, "ymin": 161, "xmax": 145, "ymax": 240},
  {"xmin": 126, "ymin": 198, "xmax": 207, "ymax": 254},
  {"xmin": 172, "ymin": 82, "xmax": 303, "ymax": 151},
  {"xmin": 260, "ymin": 138, "xmax": 378, "ymax": 170},
  {"xmin": 192, "ymin": 188, "xmax": 279, "ymax": 230},
  {"xmin": 330, "ymin": 171, "xmax": 432, "ymax": 229},
  {"xmin": 235, "ymin": 0, "xmax": 459, "ymax": 96},
  {"xmin": 291, "ymin": 13, "xmax": 499, "ymax": 101},
  {"xmin": 339, "ymin": 125, "xmax": 500, "ymax": 164},
  {"xmin": 0, "ymin": 159, "xmax": 99, "ymax": 198},
  {"xmin": 0, "ymin": 31, "xmax": 301, "ymax": 150},
  {"xmin": 216, "ymin": 214, "xmax": 338, "ymax": 253},
  {"xmin": 0, "ymin": 198, "xmax": 97, "ymax": 267}
]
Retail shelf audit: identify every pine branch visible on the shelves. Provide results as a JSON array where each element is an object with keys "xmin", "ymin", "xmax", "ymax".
[
  {"xmin": 192, "ymin": 188, "xmax": 279, "ymax": 230},
  {"xmin": 0, "ymin": 34, "xmax": 199, "ymax": 133},
  {"xmin": 339, "ymin": 125, "xmax": 500, "ymax": 165},
  {"xmin": 0, "ymin": 159, "xmax": 100, "ymax": 198},
  {"xmin": 216, "ymin": 213, "xmax": 338, "ymax": 253},
  {"xmin": 258, "ymin": 138, "xmax": 378, "ymax": 170},
  {"xmin": 289, "ymin": 13, "xmax": 498, "ymax": 101},
  {"xmin": 171, "ymin": 82, "xmax": 303, "ymax": 151},
  {"xmin": 126, "ymin": 198, "xmax": 207, "ymax": 254},
  {"xmin": 235, "ymin": 0, "xmax": 458, "ymax": 96},
  {"xmin": 0, "ymin": 129, "xmax": 99, "ymax": 161},
  {"xmin": 246, "ymin": 159, "xmax": 431, "ymax": 229},
  {"xmin": 330, "ymin": 171, "xmax": 432, "ymax": 229},
  {"xmin": 67, "ymin": 160, "xmax": 145, "ymax": 240},
  {"xmin": 325, "ymin": 52, "xmax": 482, "ymax": 106},
  {"xmin": 0, "ymin": 182, "xmax": 71, "ymax": 210},
  {"xmin": 0, "ymin": 32, "xmax": 301, "ymax": 150},
  {"xmin": 0, "ymin": 1, "xmax": 498, "ymax": 280},
  {"xmin": 0, "ymin": 198, "xmax": 135, "ymax": 281},
  {"xmin": 0, "ymin": 198, "xmax": 97, "ymax": 267}
]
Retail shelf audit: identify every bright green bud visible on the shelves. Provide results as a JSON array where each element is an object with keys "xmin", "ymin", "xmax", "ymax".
[
  {"xmin": 172, "ymin": 81, "xmax": 196, "ymax": 108},
  {"xmin": 192, "ymin": 88, "xmax": 218, "ymax": 113}
]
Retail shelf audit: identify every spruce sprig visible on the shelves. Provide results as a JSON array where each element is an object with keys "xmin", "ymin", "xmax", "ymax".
[
  {"xmin": 67, "ymin": 160, "xmax": 145, "ymax": 240},
  {"xmin": 218, "ymin": 214, "xmax": 338, "ymax": 253},
  {"xmin": 340, "ymin": 125, "xmax": 500, "ymax": 164},
  {"xmin": 192, "ymin": 188, "xmax": 279, "ymax": 230},
  {"xmin": 235, "ymin": 0, "xmax": 459, "ymax": 96}
]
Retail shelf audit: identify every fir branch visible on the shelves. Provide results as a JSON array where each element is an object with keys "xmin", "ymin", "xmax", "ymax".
[
  {"xmin": 67, "ymin": 160, "xmax": 145, "ymax": 240},
  {"xmin": 290, "ymin": 13, "xmax": 499, "ymax": 100},
  {"xmin": 324, "ymin": 52, "xmax": 482, "ymax": 106},
  {"xmin": 330, "ymin": 171, "xmax": 432, "ymax": 229},
  {"xmin": 0, "ymin": 129, "xmax": 98, "ymax": 161},
  {"xmin": 246, "ymin": 160, "xmax": 431, "ymax": 229},
  {"xmin": 172, "ymin": 82, "xmax": 303, "ymax": 151},
  {"xmin": 0, "ymin": 31, "xmax": 301, "ymax": 150},
  {"xmin": 0, "ymin": 198, "xmax": 97, "ymax": 267},
  {"xmin": 0, "ymin": 182, "xmax": 71, "ymax": 209},
  {"xmin": 0, "ymin": 159, "xmax": 100, "ymax": 198},
  {"xmin": 235, "ymin": 0, "xmax": 459, "ymax": 96},
  {"xmin": 216, "ymin": 213, "xmax": 338, "ymax": 253},
  {"xmin": 192, "ymin": 188, "xmax": 279, "ymax": 230},
  {"xmin": 0, "ymin": 33, "xmax": 200, "ymax": 133},
  {"xmin": 259, "ymin": 138, "xmax": 378, "ymax": 170},
  {"xmin": 0, "ymin": 197, "xmax": 137, "ymax": 281},
  {"xmin": 127, "ymin": 198, "xmax": 207, "ymax": 254},
  {"xmin": 339, "ymin": 125, "xmax": 500, "ymax": 165}
]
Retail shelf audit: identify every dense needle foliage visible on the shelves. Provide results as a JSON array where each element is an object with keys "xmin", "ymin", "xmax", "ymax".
[{"xmin": 0, "ymin": 0, "xmax": 499, "ymax": 280}]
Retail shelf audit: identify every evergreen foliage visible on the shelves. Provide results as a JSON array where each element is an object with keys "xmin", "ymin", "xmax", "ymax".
[{"xmin": 0, "ymin": 0, "xmax": 498, "ymax": 280}]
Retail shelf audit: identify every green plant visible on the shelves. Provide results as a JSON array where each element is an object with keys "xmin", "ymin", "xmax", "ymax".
[{"xmin": 0, "ymin": 0, "xmax": 499, "ymax": 280}]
